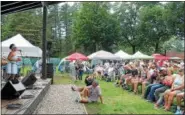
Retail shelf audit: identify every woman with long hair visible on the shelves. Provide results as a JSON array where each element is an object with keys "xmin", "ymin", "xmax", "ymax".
[
  {"xmin": 163, "ymin": 69, "xmax": 184, "ymax": 111},
  {"xmin": 132, "ymin": 65, "xmax": 148, "ymax": 94}
]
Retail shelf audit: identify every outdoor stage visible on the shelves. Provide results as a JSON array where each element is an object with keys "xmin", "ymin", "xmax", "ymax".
[{"xmin": 1, "ymin": 78, "xmax": 51, "ymax": 114}]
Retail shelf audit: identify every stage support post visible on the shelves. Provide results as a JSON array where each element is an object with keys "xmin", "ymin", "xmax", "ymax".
[{"xmin": 41, "ymin": 2, "xmax": 48, "ymax": 79}]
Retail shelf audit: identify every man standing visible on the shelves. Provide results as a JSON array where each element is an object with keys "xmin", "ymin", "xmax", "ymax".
[
  {"xmin": 78, "ymin": 61, "xmax": 84, "ymax": 80},
  {"xmin": 104, "ymin": 60, "xmax": 110, "ymax": 69},
  {"xmin": 69, "ymin": 60, "xmax": 76, "ymax": 81},
  {"xmin": 72, "ymin": 80, "xmax": 103, "ymax": 104}
]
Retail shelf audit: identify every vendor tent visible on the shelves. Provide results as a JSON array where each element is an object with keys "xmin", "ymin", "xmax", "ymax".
[
  {"xmin": 20, "ymin": 57, "xmax": 32, "ymax": 66},
  {"xmin": 49, "ymin": 58, "xmax": 61, "ymax": 67},
  {"xmin": 88, "ymin": 52, "xmax": 97, "ymax": 59},
  {"xmin": 170, "ymin": 57, "xmax": 181, "ymax": 60},
  {"xmin": 1, "ymin": 34, "xmax": 42, "ymax": 57},
  {"xmin": 115, "ymin": 50, "xmax": 132, "ymax": 59},
  {"xmin": 88, "ymin": 50, "xmax": 121, "ymax": 60},
  {"xmin": 57, "ymin": 57, "xmax": 68, "ymax": 67},
  {"xmin": 57, "ymin": 57, "xmax": 70, "ymax": 72},
  {"xmin": 132, "ymin": 51, "xmax": 153, "ymax": 59}
]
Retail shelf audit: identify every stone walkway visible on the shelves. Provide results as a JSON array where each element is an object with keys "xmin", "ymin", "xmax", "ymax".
[{"xmin": 34, "ymin": 85, "xmax": 87, "ymax": 114}]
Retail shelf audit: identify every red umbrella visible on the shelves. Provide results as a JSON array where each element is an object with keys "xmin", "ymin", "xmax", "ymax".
[
  {"xmin": 66, "ymin": 52, "xmax": 88, "ymax": 61},
  {"xmin": 152, "ymin": 54, "xmax": 169, "ymax": 67},
  {"xmin": 152, "ymin": 54, "xmax": 169, "ymax": 60}
]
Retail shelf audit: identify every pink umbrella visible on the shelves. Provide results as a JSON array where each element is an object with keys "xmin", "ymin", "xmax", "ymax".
[
  {"xmin": 66, "ymin": 52, "xmax": 88, "ymax": 61},
  {"xmin": 152, "ymin": 54, "xmax": 169, "ymax": 67},
  {"xmin": 152, "ymin": 54, "xmax": 169, "ymax": 60}
]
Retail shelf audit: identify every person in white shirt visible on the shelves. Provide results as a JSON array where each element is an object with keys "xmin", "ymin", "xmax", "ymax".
[
  {"xmin": 108, "ymin": 65, "xmax": 115, "ymax": 81},
  {"xmin": 71, "ymin": 80, "xmax": 103, "ymax": 104},
  {"xmin": 142, "ymin": 64, "xmax": 155, "ymax": 97},
  {"xmin": 104, "ymin": 61, "xmax": 110, "ymax": 69}
]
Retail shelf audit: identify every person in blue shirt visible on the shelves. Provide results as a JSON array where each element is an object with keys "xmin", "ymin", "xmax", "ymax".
[{"xmin": 58, "ymin": 64, "xmax": 63, "ymax": 73}]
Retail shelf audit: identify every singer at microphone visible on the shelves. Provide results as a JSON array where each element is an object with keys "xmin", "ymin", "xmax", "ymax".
[{"xmin": 6, "ymin": 44, "xmax": 22, "ymax": 82}]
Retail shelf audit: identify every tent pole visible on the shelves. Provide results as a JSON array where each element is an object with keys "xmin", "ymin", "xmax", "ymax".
[{"xmin": 41, "ymin": 2, "xmax": 47, "ymax": 79}]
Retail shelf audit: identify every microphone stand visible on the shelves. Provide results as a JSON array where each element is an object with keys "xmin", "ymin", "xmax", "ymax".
[{"xmin": 19, "ymin": 50, "xmax": 24, "ymax": 76}]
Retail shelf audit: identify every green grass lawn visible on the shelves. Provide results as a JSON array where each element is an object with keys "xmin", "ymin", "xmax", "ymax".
[{"xmin": 53, "ymin": 73, "xmax": 172, "ymax": 114}]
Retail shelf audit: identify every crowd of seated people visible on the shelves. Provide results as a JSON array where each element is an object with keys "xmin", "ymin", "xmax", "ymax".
[
  {"xmin": 113, "ymin": 60, "xmax": 184, "ymax": 114},
  {"xmin": 88, "ymin": 59, "xmax": 184, "ymax": 114},
  {"xmin": 71, "ymin": 59, "xmax": 184, "ymax": 113}
]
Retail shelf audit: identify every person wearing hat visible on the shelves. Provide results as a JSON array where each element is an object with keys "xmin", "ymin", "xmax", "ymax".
[
  {"xmin": 71, "ymin": 80, "xmax": 103, "ymax": 104},
  {"xmin": 6, "ymin": 44, "xmax": 22, "ymax": 81}
]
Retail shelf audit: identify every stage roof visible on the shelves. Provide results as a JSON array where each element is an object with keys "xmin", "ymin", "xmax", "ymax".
[{"xmin": 1, "ymin": 1, "xmax": 61, "ymax": 15}]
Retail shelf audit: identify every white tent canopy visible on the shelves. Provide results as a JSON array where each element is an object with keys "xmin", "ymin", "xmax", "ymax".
[
  {"xmin": 170, "ymin": 57, "xmax": 182, "ymax": 60},
  {"xmin": 115, "ymin": 50, "xmax": 132, "ymax": 59},
  {"xmin": 1, "ymin": 34, "xmax": 42, "ymax": 57},
  {"xmin": 88, "ymin": 52, "xmax": 97, "ymax": 59},
  {"xmin": 88, "ymin": 50, "xmax": 121, "ymax": 60},
  {"xmin": 132, "ymin": 51, "xmax": 153, "ymax": 59}
]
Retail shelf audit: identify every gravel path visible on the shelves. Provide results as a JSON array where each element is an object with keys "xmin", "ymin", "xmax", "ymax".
[{"xmin": 33, "ymin": 85, "xmax": 87, "ymax": 114}]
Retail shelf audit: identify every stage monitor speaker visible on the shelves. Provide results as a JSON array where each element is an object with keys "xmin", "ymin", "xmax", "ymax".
[
  {"xmin": 47, "ymin": 63, "xmax": 54, "ymax": 84},
  {"xmin": 1, "ymin": 81, "xmax": 25, "ymax": 100},
  {"xmin": 21, "ymin": 73, "xmax": 37, "ymax": 87}
]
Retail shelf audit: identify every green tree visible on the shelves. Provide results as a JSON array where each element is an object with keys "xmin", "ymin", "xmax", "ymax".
[
  {"xmin": 139, "ymin": 4, "xmax": 171, "ymax": 53},
  {"xmin": 163, "ymin": 36, "xmax": 184, "ymax": 52},
  {"xmin": 1, "ymin": 9, "xmax": 43, "ymax": 47},
  {"xmin": 2, "ymin": 2, "xmax": 183, "ymax": 57},
  {"xmin": 61, "ymin": 2, "xmax": 81, "ymax": 56},
  {"xmin": 115, "ymin": 2, "xmax": 146, "ymax": 54},
  {"xmin": 72, "ymin": 2, "xmax": 120, "ymax": 54},
  {"xmin": 164, "ymin": 2, "xmax": 184, "ymax": 39}
]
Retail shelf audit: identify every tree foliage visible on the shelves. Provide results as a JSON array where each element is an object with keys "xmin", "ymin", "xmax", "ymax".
[
  {"xmin": 115, "ymin": 2, "xmax": 145, "ymax": 54},
  {"xmin": 163, "ymin": 36, "xmax": 184, "ymax": 52},
  {"xmin": 72, "ymin": 2, "xmax": 120, "ymax": 54},
  {"xmin": 139, "ymin": 4, "xmax": 171, "ymax": 53},
  {"xmin": 1, "ymin": 2, "xmax": 184, "ymax": 57}
]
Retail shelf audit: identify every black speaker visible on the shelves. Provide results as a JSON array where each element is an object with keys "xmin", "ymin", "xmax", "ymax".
[
  {"xmin": 47, "ymin": 41, "xmax": 52, "ymax": 50},
  {"xmin": 1, "ymin": 81, "xmax": 25, "ymax": 100},
  {"xmin": 21, "ymin": 73, "xmax": 37, "ymax": 87},
  {"xmin": 46, "ymin": 63, "xmax": 54, "ymax": 84}
]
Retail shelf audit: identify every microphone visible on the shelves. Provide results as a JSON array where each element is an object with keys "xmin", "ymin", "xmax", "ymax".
[{"xmin": 17, "ymin": 49, "xmax": 22, "ymax": 52}]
